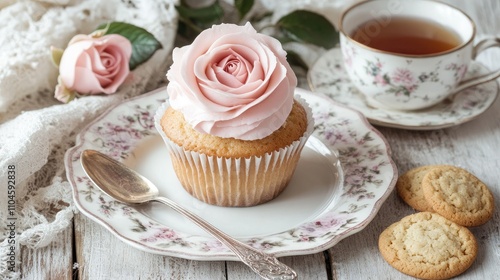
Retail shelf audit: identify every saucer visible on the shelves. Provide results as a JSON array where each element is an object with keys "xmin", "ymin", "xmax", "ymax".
[
  {"xmin": 308, "ymin": 48, "xmax": 499, "ymax": 130},
  {"xmin": 65, "ymin": 87, "xmax": 397, "ymax": 260}
]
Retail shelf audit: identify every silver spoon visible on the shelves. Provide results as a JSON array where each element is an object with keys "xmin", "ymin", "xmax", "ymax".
[{"xmin": 80, "ymin": 149, "xmax": 297, "ymax": 280}]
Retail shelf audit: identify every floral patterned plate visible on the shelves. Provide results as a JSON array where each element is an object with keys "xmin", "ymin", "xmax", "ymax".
[
  {"xmin": 308, "ymin": 48, "xmax": 499, "ymax": 130},
  {"xmin": 65, "ymin": 87, "xmax": 397, "ymax": 260}
]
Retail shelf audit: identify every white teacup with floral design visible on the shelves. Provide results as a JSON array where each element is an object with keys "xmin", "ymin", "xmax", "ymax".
[{"xmin": 339, "ymin": 0, "xmax": 500, "ymax": 111}]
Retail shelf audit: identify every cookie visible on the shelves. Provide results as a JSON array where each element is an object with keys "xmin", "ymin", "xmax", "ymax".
[
  {"xmin": 422, "ymin": 165, "xmax": 494, "ymax": 227},
  {"xmin": 396, "ymin": 165, "xmax": 441, "ymax": 212},
  {"xmin": 379, "ymin": 212, "xmax": 477, "ymax": 279}
]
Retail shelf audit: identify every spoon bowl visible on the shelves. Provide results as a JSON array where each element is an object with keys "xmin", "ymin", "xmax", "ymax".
[
  {"xmin": 80, "ymin": 150, "xmax": 159, "ymax": 203},
  {"xmin": 80, "ymin": 149, "xmax": 297, "ymax": 280}
]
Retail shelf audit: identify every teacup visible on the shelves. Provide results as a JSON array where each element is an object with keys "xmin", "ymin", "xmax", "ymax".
[{"xmin": 339, "ymin": 0, "xmax": 500, "ymax": 111}]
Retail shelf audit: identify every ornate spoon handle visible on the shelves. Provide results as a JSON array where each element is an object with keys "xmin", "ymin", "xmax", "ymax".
[{"xmin": 154, "ymin": 196, "xmax": 297, "ymax": 280}]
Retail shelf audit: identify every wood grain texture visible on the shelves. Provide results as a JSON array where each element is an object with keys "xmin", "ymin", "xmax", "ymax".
[
  {"xmin": 18, "ymin": 1, "xmax": 499, "ymax": 279},
  {"xmin": 227, "ymin": 254, "xmax": 328, "ymax": 280},
  {"xmin": 74, "ymin": 213, "xmax": 226, "ymax": 280},
  {"xmin": 329, "ymin": 1, "xmax": 500, "ymax": 279},
  {"xmin": 20, "ymin": 225, "xmax": 74, "ymax": 280}
]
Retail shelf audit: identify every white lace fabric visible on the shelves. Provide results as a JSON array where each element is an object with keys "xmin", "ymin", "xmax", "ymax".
[
  {"xmin": 0, "ymin": 0, "xmax": 177, "ymax": 278},
  {"xmin": 0, "ymin": 0, "xmax": 358, "ymax": 278}
]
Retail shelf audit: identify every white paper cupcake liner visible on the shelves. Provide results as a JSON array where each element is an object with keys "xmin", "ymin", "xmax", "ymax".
[{"xmin": 154, "ymin": 96, "xmax": 314, "ymax": 207}]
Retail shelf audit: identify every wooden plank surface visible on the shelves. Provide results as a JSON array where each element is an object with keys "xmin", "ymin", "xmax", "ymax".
[
  {"xmin": 329, "ymin": 1, "xmax": 500, "ymax": 279},
  {"xmin": 73, "ymin": 213, "xmax": 226, "ymax": 280},
  {"xmin": 227, "ymin": 253, "xmax": 329, "ymax": 280},
  {"xmin": 20, "ymin": 225, "xmax": 74, "ymax": 280},
  {"xmin": 17, "ymin": 0, "xmax": 500, "ymax": 279}
]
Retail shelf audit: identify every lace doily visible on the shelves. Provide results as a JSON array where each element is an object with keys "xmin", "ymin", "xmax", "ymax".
[
  {"xmin": 0, "ymin": 0, "xmax": 177, "ymax": 278},
  {"xmin": 0, "ymin": 0, "xmax": 357, "ymax": 278}
]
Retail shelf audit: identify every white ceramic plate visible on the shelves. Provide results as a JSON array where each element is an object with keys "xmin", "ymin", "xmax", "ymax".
[
  {"xmin": 308, "ymin": 48, "xmax": 499, "ymax": 130},
  {"xmin": 65, "ymin": 87, "xmax": 397, "ymax": 260}
]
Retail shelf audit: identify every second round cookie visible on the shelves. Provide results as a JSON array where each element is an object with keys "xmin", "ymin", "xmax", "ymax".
[{"xmin": 422, "ymin": 165, "xmax": 494, "ymax": 227}]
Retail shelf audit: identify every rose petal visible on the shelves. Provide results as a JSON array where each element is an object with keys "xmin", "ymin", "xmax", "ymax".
[
  {"xmin": 166, "ymin": 22, "xmax": 297, "ymax": 139},
  {"xmin": 72, "ymin": 66, "xmax": 105, "ymax": 94},
  {"xmin": 59, "ymin": 40, "xmax": 95, "ymax": 87},
  {"xmin": 59, "ymin": 34, "xmax": 131, "ymax": 95}
]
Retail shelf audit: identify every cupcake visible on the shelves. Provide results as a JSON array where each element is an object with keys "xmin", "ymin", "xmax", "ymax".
[{"xmin": 155, "ymin": 23, "xmax": 313, "ymax": 207}]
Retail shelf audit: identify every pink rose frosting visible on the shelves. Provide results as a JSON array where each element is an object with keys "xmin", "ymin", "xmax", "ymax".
[
  {"xmin": 166, "ymin": 22, "xmax": 297, "ymax": 140},
  {"xmin": 59, "ymin": 34, "xmax": 132, "ymax": 95}
]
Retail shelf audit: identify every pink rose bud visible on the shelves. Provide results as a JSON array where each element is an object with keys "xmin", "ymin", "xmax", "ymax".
[{"xmin": 59, "ymin": 34, "xmax": 132, "ymax": 95}]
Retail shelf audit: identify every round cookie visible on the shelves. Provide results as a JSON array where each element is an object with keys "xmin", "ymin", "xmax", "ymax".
[
  {"xmin": 379, "ymin": 212, "xmax": 477, "ymax": 279},
  {"xmin": 396, "ymin": 165, "xmax": 442, "ymax": 212},
  {"xmin": 422, "ymin": 165, "xmax": 494, "ymax": 227}
]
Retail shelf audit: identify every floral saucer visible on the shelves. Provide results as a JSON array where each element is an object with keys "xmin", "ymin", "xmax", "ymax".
[
  {"xmin": 308, "ymin": 48, "xmax": 499, "ymax": 130},
  {"xmin": 65, "ymin": 87, "xmax": 397, "ymax": 260}
]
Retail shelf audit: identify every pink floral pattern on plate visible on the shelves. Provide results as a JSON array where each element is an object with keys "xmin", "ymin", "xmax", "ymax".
[
  {"xmin": 65, "ymin": 87, "xmax": 397, "ymax": 260},
  {"xmin": 308, "ymin": 48, "xmax": 499, "ymax": 130}
]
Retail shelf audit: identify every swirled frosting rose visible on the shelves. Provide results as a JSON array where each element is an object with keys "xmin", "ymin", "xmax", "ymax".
[{"xmin": 166, "ymin": 22, "xmax": 297, "ymax": 140}]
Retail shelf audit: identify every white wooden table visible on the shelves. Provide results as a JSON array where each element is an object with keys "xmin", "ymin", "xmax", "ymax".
[{"xmin": 20, "ymin": 1, "xmax": 500, "ymax": 279}]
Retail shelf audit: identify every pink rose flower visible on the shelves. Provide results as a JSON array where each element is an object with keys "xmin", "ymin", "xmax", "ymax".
[
  {"xmin": 299, "ymin": 213, "xmax": 351, "ymax": 238},
  {"xmin": 391, "ymin": 68, "xmax": 416, "ymax": 87},
  {"xmin": 58, "ymin": 34, "xmax": 132, "ymax": 97},
  {"xmin": 374, "ymin": 73, "xmax": 387, "ymax": 86},
  {"xmin": 167, "ymin": 22, "xmax": 297, "ymax": 140}
]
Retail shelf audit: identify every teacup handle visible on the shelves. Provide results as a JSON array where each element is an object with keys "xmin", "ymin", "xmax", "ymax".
[{"xmin": 452, "ymin": 38, "xmax": 500, "ymax": 93}]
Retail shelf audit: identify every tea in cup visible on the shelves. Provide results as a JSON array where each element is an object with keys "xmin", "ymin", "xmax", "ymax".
[{"xmin": 339, "ymin": 0, "xmax": 500, "ymax": 111}]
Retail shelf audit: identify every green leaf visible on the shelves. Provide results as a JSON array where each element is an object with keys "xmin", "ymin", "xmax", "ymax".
[
  {"xmin": 285, "ymin": 50, "xmax": 309, "ymax": 72},
  {"xmin": 234, "ymin": 0, "xmax": 254, "ymax": 20},
  {"xmin": 175, "ymin": 2, "xmax": 224, "ymax": 25},
  {"xmin": 277, "ymin": 10, "xmax": 339, "ymax": 49},
  {"xmin": 176, "ymin": 21, "xmax": 199, "ymax": 41},
  {"xmin": 96, "ymin": 22, "xmax": 163, "ymax": 70}
]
